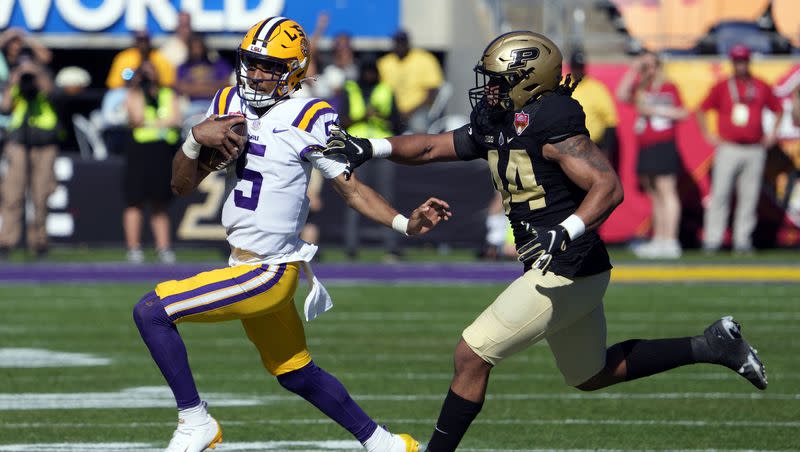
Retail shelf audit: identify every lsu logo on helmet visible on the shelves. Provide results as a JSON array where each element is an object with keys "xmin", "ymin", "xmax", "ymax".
[{"xmin": 236, "ymin": 17, "xmax": 310, "ymax": 108}]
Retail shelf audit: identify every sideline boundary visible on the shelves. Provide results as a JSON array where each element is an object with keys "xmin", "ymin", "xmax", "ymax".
[{"xmin": 0, "ymin": 263, "xmax": 798, "ymax": 284}]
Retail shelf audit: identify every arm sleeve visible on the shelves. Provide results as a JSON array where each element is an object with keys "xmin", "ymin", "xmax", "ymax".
[
  {"xmin": 452, "ymin": 124, "xmax": 488, "ymax": 161},
  {"xmin": 298, "ymin": 110, "xmax": 348, "ymax": 179},
  {"xmin": 532, "ymin": 95, "xmax": 590, "ymax": 144}
]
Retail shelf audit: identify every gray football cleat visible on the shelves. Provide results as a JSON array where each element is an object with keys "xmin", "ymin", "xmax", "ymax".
[{"xmin": 704, "ymin": 316, "xmax": 767, "ymax": 390}]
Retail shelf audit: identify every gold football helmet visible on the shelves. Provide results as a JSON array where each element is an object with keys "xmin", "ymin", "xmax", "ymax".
[
  {"xmin": 237, "ymin": 17, "xmax": 310, "ymax": 108},
  {"xmin": 469, "ymin": 31, "xmax": 563, "ymax": 111}
]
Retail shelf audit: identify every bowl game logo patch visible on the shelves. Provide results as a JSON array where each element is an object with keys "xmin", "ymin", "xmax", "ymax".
[{"xmin": 514, "ymin": 112, "xmax": 529, "ymax": 135}]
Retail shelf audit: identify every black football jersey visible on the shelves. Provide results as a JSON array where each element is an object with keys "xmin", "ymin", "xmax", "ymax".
[{"xmin": 453, "ymin": 92, "xmax": 612, "ymax": 277}]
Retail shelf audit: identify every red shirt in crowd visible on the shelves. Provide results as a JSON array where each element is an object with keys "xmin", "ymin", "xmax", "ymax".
[
  {"xmin": 633, "ymin": 81, "xmax": 683, "ymax": 149},
  {"xmin": 700, "ymin": 75, "xmax": 782, "ymax": 144}
]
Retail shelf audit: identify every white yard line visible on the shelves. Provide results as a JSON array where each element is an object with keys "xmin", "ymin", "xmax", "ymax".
[
  {"xmin": 0, "ymin": 386, "xmax": 797, "ymax": 410},
  {"xmin": 3, "ymin": 418, "xmax": 799, "ymax": 430},
  {"xmin": 12, "ymin": 370, "xmax": 800, "ymax": 385},
  {"xmin": 313, "ymin": 311, "xmax": 800, "ymax": 322},
  {"xmin": 0, "ymin": 348, "xmax": 110, "ymax": 368}
]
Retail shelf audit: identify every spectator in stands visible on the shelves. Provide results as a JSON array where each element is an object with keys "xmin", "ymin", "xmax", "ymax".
[
  {"xmin": 617, "ymin": 51, "xmax": 688, "ymax": 259},
  {"xmin": 0, "ymin": 28, "xmax": 52, "ymax": 69},
  {"xmin": 480, "ymin": 193, "xmax": 516, "ymax": 261},
  {"xmin": 52, "ymin": 66, "xmax": 93, "ymax": 153},
  {"xmin": 123, "ymin": 61, "xmax": 181, "ymax": 264},
  {"xmin": 303, "ymin": 11, "xmax": 329, "ymax": 86},
  {"xmin": 570, "ymin": 50, "xmax": 619, "ymax": 169},
  {"xmin": 160, "ymin": 11, "xmax": 193, "ymax": 68},
  {"xmin": 338, "ymin": 59, "xmax": 403, "ymax": 259},
  {"xmin": 697, "ymin": 45, "xmax": 784, "ymax": 254},
  {"xmin": 378, "ymin": 30, "xmax": 443, "ymax": 133},
  {"xmin": 338, "ymin": 59, "xmax": 400, "ymax": 137},
  {"xmin": 176, "ymin": 33, "xmax": 232, "ymax": 129},
  {"xmin": 312, "ymin": 30, "xmax": 358, "ymax": 106},
  {"xmin": 107, "ymin": 30, "xmax": 176, "ymax": 89},
  {"xmin": 0, "ymin": 58, "xmax": 60, "ymax": 260}
]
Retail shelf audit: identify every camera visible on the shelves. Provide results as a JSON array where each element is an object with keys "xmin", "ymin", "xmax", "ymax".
[{"xmin": 18, "ymin": 71, "xmax": 38, "ymax": 100}]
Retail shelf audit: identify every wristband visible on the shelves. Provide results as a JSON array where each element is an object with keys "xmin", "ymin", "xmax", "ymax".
[
  {"xmin": 369, "ymin": 138, "xmax": 392, "ymax": 158},
  {"xmin": 559, "ymin": 214, "xmax": 586, "ymax": 240},
  {"xmin": 391, "ymin": 214, "xmax": 409, "ymax": 235},
  {"xmin": 182, "ymin": 129, "xmax": 201, "ymax": 160}
]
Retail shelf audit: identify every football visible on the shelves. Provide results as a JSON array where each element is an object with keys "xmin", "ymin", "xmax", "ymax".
[{"xmin": 197, "ymin": 117, "xmax": 248, "ymax": 172}]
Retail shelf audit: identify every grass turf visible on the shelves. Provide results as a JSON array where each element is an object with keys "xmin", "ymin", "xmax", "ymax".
[{"xmin": 0, "ymin": 282, "xmax": 798, "ymax": 450}]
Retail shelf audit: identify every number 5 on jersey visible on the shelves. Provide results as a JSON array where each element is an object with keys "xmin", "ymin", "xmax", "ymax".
[
  {"xmin": 234, "ymin": 142, "xmax": 266, "ymax": 211},
  {"xmin": 487, "ymin": 149, "xmax": 546, "ymax": 214}
]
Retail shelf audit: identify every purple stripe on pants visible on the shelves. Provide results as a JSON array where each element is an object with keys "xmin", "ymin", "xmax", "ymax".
[
  {"xmin": 160, "ymin": 265, "xmax": 268, "ymax": 307},
  {"xmin": 168, "ymin": 264, "xmax": 287, "ymax": 322}
]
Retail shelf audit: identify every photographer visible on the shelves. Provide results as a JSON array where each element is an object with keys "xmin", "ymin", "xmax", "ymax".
[
  {"xmin": 123, "ymin": 61, "xmax": 181, "ymax": 264},
  {"xmin": 0, "ymin": 59, "xmax": 60, "ymax": 259}
]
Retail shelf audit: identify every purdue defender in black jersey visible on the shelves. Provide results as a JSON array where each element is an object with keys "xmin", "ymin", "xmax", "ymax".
[{"xmin": 325, "ymin": 31, "xmax": 767, "ymax": 451}]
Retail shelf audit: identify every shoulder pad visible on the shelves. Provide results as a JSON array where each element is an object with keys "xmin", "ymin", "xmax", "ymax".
[
  {"xmin": 528, "ymin": 93, "xmax": 588, "ymax": 143},
  {"xmin": 210, "ymin": 86, "xmax": 239, "ymax": 116},
  {"xmin": 272, "ymin": 98, "xmax": 337, "ymax": 132}
]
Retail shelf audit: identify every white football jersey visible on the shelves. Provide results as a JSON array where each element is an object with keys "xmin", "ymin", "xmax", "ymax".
[{"xmin": 204, "ymin": 86, "xmax": 346, "ymax": 266}]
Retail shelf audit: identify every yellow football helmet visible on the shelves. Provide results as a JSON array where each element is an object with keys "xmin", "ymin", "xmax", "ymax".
[
  {"xmin": 236, "ymin": 17, "xmax": 310, "ymax": 108},
  {"xmin": 469, "ymin": 31, "xmax": 563, "ymax": 111}
]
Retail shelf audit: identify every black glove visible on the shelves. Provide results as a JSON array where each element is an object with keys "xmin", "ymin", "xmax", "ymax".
[
  {"xmin": 324, "ymin": 125, "xmax": 373, "ymax": 180},
  {"xmin": 516, "ymin": 221, "xmax": 570, "ymax": 272}
]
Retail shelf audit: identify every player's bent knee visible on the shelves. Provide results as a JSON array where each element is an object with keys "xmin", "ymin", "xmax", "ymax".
[
  {"xmin": 132, "ymin": 291, "xmax": 169, "ymax": 330},
  {"xmin": 454, "ymin": 339, "xmax": 493, "ymax": 375},
  {"xmin": 276, "ymin": 361, "xmax": 318, "ymax": 393}
]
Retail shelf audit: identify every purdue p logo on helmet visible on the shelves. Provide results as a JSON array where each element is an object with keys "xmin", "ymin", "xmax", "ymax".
[
  {"xmin": 236, "ymin": 17, "xmax": 310, "ymax": 108},
  {"xmin": 469, "ymin": 31, "xmax": 563, "ymax": 111},
  {"xmin": 508, "ymin": 47, "xmax": 541, "ymax": 69}
]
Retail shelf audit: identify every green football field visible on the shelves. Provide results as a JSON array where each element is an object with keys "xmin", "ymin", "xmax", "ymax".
[{"xmin": 1, "ymin": 281, "xmax": 798, "ymax": 451}]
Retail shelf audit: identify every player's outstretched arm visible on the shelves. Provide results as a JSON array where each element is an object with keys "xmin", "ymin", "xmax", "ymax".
[
  {"xmin": 330, "ymin": 172, "xmax": 452, "ymax": 235},
  {"xmin": 543, "ymin": 134, "xmax": 624, "ymax": 231},
  {"xmin": 171, "ymin": 115, "xmax": 245, "ymax": 196},
  {"xmin": 325, "ymin": 126, "xmax": 458, "ymax": 178}
]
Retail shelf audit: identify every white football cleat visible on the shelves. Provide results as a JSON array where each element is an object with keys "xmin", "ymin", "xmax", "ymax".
[{"xmin": 164, "ymin": 404, "xmax": 222, "ymax": 452}]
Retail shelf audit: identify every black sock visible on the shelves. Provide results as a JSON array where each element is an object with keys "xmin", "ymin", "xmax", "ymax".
[
  {"xmin": 426, "ymin": 389, "xmax": 483, "ymax": 452},
  {"xmin": 622, "ymin": 337, "xmax": 704, "ymax": 381}
]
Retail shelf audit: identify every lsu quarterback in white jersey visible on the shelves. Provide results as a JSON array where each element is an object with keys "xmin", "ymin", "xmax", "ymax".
[{"xmin": 132, "ymin": 16, "xmax": 451, "ymax": 452}]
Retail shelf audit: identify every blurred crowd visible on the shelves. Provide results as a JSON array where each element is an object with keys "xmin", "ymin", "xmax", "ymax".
[
  {"xmin": 0, "ymin": 12, "xmax": 446, "ymax": 263},
  {"xmin": 0, "ymin": 11, "xmax": 798, "ymax": 263}
]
